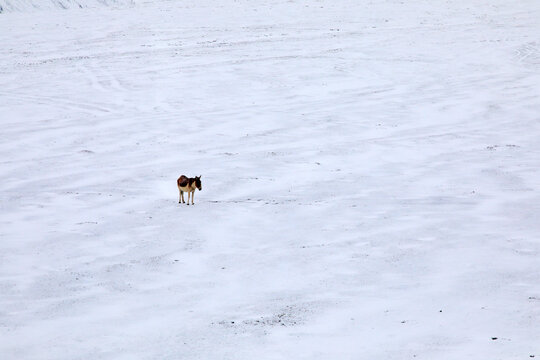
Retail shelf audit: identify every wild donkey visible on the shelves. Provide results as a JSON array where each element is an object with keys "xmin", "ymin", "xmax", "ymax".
[{"xmin": 177, "ymin": 175, "xmax": 202, "ymax": 205}]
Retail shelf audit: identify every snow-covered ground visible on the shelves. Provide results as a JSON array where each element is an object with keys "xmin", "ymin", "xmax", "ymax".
[{"xmin": 1, "ymin": 0, "xmax": 540, "ymax": 358}]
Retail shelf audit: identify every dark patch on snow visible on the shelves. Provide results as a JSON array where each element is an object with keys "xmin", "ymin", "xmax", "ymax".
[
  {"xmin": 486, "ymin": 144, "xmax": 520, "ymax": 151},
  {"xmin": 215, "ymin": 304, "xmax": 314, "ymax": 331}
]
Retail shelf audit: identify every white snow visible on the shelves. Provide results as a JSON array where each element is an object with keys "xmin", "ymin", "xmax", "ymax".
[
  {"xmin": 0, "ymin": 0, "xmax": 134, "ymax": 12},
  {"xmin": 1, "ymin": 0, "xmax": 540, "ymax": 359}
]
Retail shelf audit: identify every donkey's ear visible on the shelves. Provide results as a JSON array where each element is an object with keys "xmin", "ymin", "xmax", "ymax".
[{"xmin": 199, "ymin": 175, "xmax": 202, "ymax": 178}]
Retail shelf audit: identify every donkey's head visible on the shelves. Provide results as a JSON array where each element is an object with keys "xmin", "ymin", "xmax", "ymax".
[{"xmin": 195, "ymin": 175, "xmax": 202, "ymax": 191}]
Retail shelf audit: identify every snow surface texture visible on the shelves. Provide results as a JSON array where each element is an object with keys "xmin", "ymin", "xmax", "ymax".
[
  {"xmin": 0, "ymin": 0, "xmax": 134, "ymax": 12},
  {"xmin": 1, "ymin": 0, "xmax": 540, "ymax": 359}
]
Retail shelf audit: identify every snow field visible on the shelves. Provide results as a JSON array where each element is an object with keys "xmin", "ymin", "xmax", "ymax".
[{"xmin": 1, "ymin": 0, "xmax": 540, "ymax": 359}]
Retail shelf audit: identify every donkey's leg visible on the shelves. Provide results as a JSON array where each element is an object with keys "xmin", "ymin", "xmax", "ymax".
[
  {"xmin": 178, "ymin": 188, "xmax": 182, "ymax": 203},
  {"xmin": 191, "ymin": 191, "xmax": 195, "ymax": 205},
  {"xmin": 186, "ymin": 191, "xmax": 190, "ymax": 205},
  {"xmin": 180, "ymin": 191, "xmax": 184, "ymax": 203}
]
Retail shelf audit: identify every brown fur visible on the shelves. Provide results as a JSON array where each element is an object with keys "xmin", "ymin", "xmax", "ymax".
[{"xmin": 177, "ymin": 175, "xmax": 202, "ymax": 205}]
